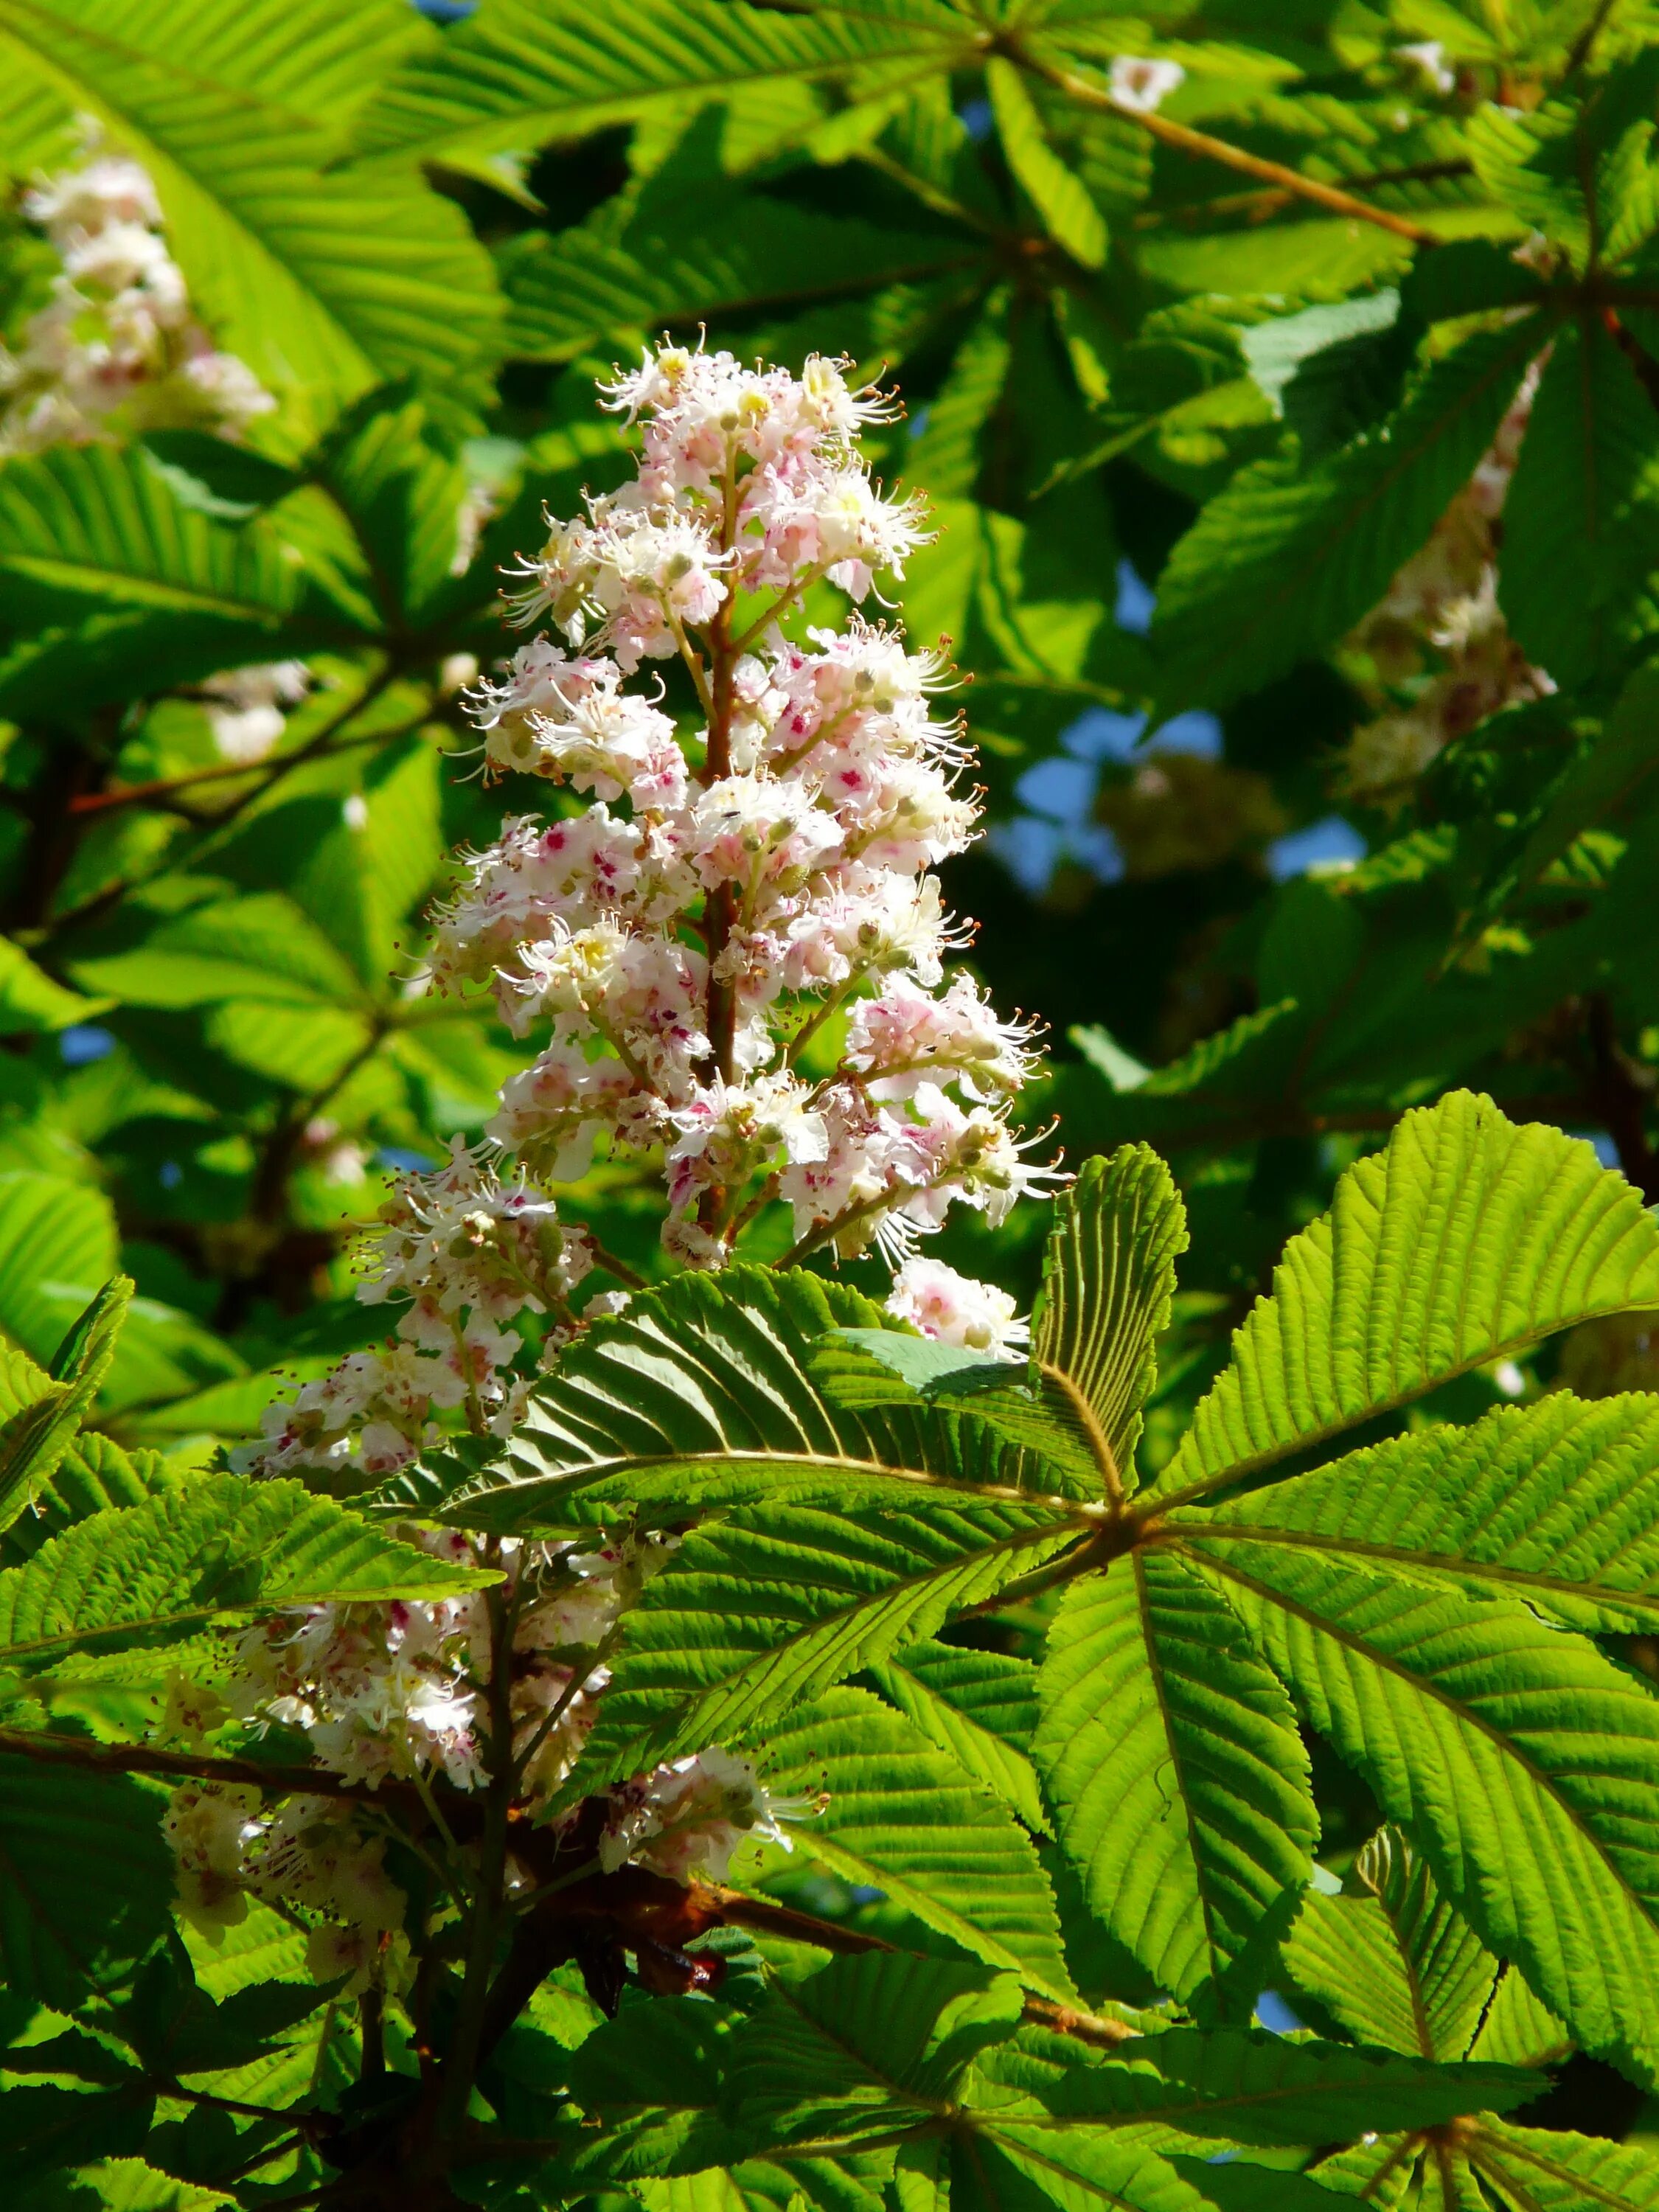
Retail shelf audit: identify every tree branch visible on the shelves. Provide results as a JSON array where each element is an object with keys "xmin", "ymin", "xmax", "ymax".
[
  {"xmin": 0, "ymin": 1724, "xmax": 425, "ymax": 1809},
  {"xmin": 1019, "ymin": 51, "xmax": 1440, "ymax": 246}
]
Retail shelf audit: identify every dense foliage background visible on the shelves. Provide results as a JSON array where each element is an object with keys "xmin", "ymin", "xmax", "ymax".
[{"xmin": 10, "ymin": 0, "xmax": 1659, "ymax": 2202}]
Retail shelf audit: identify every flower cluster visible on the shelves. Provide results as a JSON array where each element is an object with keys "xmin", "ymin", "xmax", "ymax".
[
  {"xmin": 196, "ymin": 348, "xmax": 1051, "ymax": 1975},
  {"xmin": 441, "ymin": 346, "xmax": 1055, "ymax": 1284},
  {"xmin": 246, "ymin": 345, "xmax": 1052, "ymax": 1493},
  {"xmin": 167, "ymin": 1528, "xmax": 807, "ymax": 1983},
  {"xmin": 251, "ymin": 1141, "xmax": 595, "ymax": 1483},
  {"xmin": 1340, "ymin": 365, "xmax": 1551, "ymax": 807},
  {"xmin": 0, "ymin": 145, "xmax": 271, "ymax": 454}
]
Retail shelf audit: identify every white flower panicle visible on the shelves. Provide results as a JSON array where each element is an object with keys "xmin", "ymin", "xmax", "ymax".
[
  {"xmin": 197, "ymin": 347, "xmax": 1051, "ymax": 1972},
  {"xmin": 0, "ymin": 143, "xmax": 272, "ymax": 455}
]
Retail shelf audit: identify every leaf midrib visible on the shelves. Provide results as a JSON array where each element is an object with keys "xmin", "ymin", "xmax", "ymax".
[
  {"xmin": 1168, "ymin": 1519, "xmax": 1659, "ymax": 1624},
  {"xmin": 472, "ymin": 1445, "xmax": 1093, "ymax": 1518},
  {"xmin": 0, "ymin": 556, "xmax": 290, "ymax": 625},
  {"xmin": 1132, "ymin": 1552, "xmax": 1225, "ymax": 1988}
]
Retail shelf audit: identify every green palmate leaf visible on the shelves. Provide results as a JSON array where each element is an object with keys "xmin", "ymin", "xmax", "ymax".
[
  {"xmin": 1281, "ymin": 1827, "xmax": 1511, "ymax": 2060},
  {"xmin": 547, "ymin": 1994, "xmax": 751, "ymax": 2183},
  {"xmin": 1034, "ymin": 1551, "xmax": 1315, "ymax": 2010},
  {"xmin": 0, "ymin": 1174, "xmax": 119, "ymax": 1372},
  {"xmin": 749, "ymin": 1688, "xmax": 1073, "ymax": 1999},
  {"xmin": 904, "ymin": 292, "xmax": 1015, "ymax": 498},
  {"xmin": 0, "ymin": 1471, "xmax": 499, "ymax": 1674},
  {"xmin": 866, "ymin": 1638, "xmax": 1048, "ymax": 1834},
  {"xmin": 19, "ymin": 2159, "xmax": 237, "ymax": 2211},
  {"xmin": 1464, "ymin": 2117, "xmax": 1659, "ymax": 2211},
  {"xmin": 349, "ymin": 0, "xmax": 965, "ymax": 164},
  {"xmin": 1470, "ymin": 1961, "xmax": 1573, "ymax": 2070},
  {"xmin": 1191, "ymin": 1541, "xmax": 1659, "ymax": 2080},
  {"xmin": 0, "ymin": 439, "xmax": 329, "ymax": 721},
  {"xmin": 0, "ymin": 446, "xmax": 302, "ymax": 636},
  {"xmin": 0, "ymin": 0, "xmax": 501, "ymax": 404},
  {"xmin": 67, "ymin": 890, "xmax": 369, "ymax": 1013},
  {"xmin": 1164, "ymin": 2163, "xmax": 1360, "ymax": 2212},
  {"xmin": 0, "ymin": 1277, "xmax": 133, "ymax": 1537},
  {"xmin": 568, "ymin": 1492, "xmax": 1076, "ymax": 1797},
  {"xmin": 1499, "ymin": 315, "xmax": 1659, "ymax": 685},
  {"xmin": 0, "ymin": 1755, "xmax": 173, "ymax": 2010},
  {"xmin": 1172, "ymin": 1391, "xmax": 1659, "ymax": 1633},
  {"xmin": 0, "ymin": 2087, "xmax": 159, "ymax": 2194},
  {"xmin": 945, "ymin": 2126, "xmax": 1301, "ymax": 2212},
  {"xmin": 1033, "ymin": 1145, "xmax": 1187, "ymax": 1499},
  {"xmin": 0, "ymin": 942, "xmax": 108, "ymax": 1042},
  {"xmin": 0, "ymin": 1337, "xmax": 177, "ymax": 1571},
  {"xmin": 728, "ymin": 1950, "xmax": 1026, "ymax": 2140},
  {"xmin": 964, "ymin": 2020, "xmax": 1536, "ymax": 2152},
  {"xmin": 985, "ymin": 59, "xmax": 1107, "ymax": 271},
  {"xmin": 1152, "ymin": 1091, "xmax": 1659, "ymax": 1507},
  {"xmin": 0, "ymin": 1432, "xmax": 177, "ymax": 1573},
  {"xmin": 424, "ymin": 1267, "xmax": 1088, "ymax": 1532},
  {"xmin": 1152, "ymin": 323, "xmax": 1545, "ymax": 712},
  {"xmin": 501, "ymin": 186, "xmax": 973, "ymax": 364}
]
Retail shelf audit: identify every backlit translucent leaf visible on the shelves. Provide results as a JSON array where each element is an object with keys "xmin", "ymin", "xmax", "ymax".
[
  {"xmin": 1198, "ymin": 1542, "xmax": 1659, "ymax": 2079},
  {"xmin": 1154, "ymin": 1092, "xmax": 1659, "ymax": 1506},
  {"xmin": 1035, "ymin": 1552, "xmax": 1314, "ymax": 2007},
  {"xmin": 749, "ymin": 1688, "xmax": 1072, "ymax": 1999}
]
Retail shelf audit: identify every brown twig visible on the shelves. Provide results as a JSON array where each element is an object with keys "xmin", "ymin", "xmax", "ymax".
[
  {"xmin": 68, "ymin": 729, "xmax": 389, "ymax": 816},
  {"xmin": 1019, "ymin": 49, "xmax": 1440, "ymax": 246},
  {"xmin": 0, "ymin": 1723, "xmax": 425, "ymax": 1809}
]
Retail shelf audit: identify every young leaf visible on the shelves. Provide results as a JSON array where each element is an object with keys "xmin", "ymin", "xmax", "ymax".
[
  {"xmin": 1032, "ymin": 1144, "xmax": 1188, "ymax": 1498},
  {"xmin": 1152, "ymin": 1091, "xmax": 1659, "ymax": 1506},
  {"xmin": 1034, "ymin": 1552, "xmax": 1315, "ymax": 2010}
]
